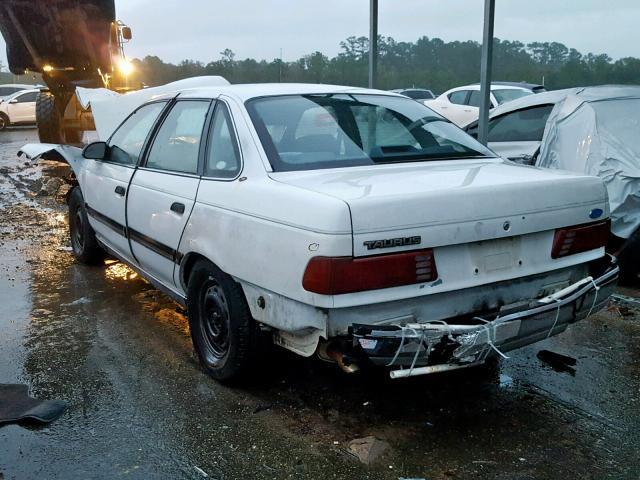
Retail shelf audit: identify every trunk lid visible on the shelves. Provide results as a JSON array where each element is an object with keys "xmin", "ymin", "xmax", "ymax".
[{"xmin": 270, "ymin": 158, "xmax": 607, "ymax": 257}]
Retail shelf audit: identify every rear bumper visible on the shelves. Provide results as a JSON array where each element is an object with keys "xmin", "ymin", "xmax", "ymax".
[{"xmin": 350, "ymin": 255, "xmax": 618, "ymax": 378}]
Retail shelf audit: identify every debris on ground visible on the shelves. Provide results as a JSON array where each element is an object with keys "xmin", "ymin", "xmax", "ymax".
[
  {"xmin": 347, "ymin": 436, "xmax": 390, "ymax": 465},
  {"xmin": 537, "ymin": 350, "xmax": 577, "ymax": 375}
]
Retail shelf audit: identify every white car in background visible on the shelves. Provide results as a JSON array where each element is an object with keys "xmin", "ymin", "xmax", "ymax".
[
  {"xmin": 21, "ymin": 80, "xmax": 617, "ymax": 382},
  {"xmin": 464, "ymin": 85, "xmax": 640, "ymax": 283},
  {"xmin": 0, "ymin": 83, "xmax": 41, "ymax": 98},
  {"xmin": 0, "ymin": 88, "xmax": 39, "ymax": 130},
  {"xmin": 425, "ymin": 83, "xmax": 537, "ymax": 126}
]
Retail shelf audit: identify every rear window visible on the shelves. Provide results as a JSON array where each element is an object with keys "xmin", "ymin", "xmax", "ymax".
[
  {"xmin": 246, "ymin": 94, "xmax": 493, "ymax": 172},
  {"xmin": 0, "ymin": 87, "xmax": 21, "ymax": 97},
  {"xmin": 492, "ymin": 88, "xmax": 533, "ymax": 105}
]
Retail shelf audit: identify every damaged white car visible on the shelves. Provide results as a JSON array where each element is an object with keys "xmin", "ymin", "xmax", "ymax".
[{"xmin": 21, "ymin": 80, "xmax": 618, "ymax": 381}]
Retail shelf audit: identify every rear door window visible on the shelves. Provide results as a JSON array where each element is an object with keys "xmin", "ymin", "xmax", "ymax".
[
  {"xmin": 15, "ymin": 92, "xmax": 38, "ymax": 103},
  {"xmin": 205, "ymin": 103, "xmax": 242, "ymax": 178},
  {"xmin": 146, "ymin": 100, "xmax": 211, "ymax": 174},
  {"xmin": 487, "ymin": 105, "xmax": 554, "ymax": 142},
  {"xmin": 467, "ymin": 91, "xmax": 481, "ymax": 107},
  {"xmin": 448, "ymin": 90, "xmax": 469, "ymax": 105}
]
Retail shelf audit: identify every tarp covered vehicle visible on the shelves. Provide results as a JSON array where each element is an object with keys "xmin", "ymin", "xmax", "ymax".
[{"xmin": 0, "ymin": 0, "xmax": 131, "ymax": 143}]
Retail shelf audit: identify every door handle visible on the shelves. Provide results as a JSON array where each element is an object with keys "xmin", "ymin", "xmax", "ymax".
[
  {"xmin": 170, "ymin": 202, "xmax": 185, "ymax": 215},
  {"xmin": 115, "ymin": 186, "xmax": 126, "ymax": 196}
]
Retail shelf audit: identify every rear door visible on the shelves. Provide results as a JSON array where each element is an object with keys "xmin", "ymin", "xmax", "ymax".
[
  {"xmin": 9, "ymin": 91, "xmax": 37, "ymax": 122},
  {"xmin": 83, "ymin": 101, "xmax": 167, "ymax": 260},
  {"xmin": 126, "ymin": 99, "xmax": 212, "ymax": 287}
]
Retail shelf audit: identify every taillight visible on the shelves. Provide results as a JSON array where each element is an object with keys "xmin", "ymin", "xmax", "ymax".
[
  {"xmin": 302, "ymin": 249, "xmax": 437, "ymax": 295},
  {"xmin": 551, "ymin": 220, "xmax": 609, "ymax": 259}
]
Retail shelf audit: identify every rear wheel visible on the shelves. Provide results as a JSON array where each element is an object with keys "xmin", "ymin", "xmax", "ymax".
[
  {"xmin": 187, "ymin": 260, "xmax": 259, "ymax": 382},
  {"xmin": 0, "ymin": 112, "xmax": 9, "ymax": 131},
  {"xmin": 68, "ymin": 187, "xmax": 104, "ymax": 264}
]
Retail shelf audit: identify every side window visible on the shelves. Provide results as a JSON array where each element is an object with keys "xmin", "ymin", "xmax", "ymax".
[
  {"xmin": 487, "ymin": 105, "xmax": 554, "ymax": 142},
  {"xmin": 16, "ymin": 92, "xmax": 38, "ymax": 103},
  {"xmin": 448, "ymin": 90, "xmax": 468, "ymax": 105},
  {"xmin": 146, "ymin": 100, "xmax": 210, "ymax": 174},
  {"xmin": 467, "ymin": 91, "xmax": 481, "ymax": 107},
  {"xmin": 108, "ymin": 102, "xmax": 166, "ymax": 165},
  {"xmin": 0, "ymin": 87, "xmax": 19, "ymax": 96},
  {"xmin": 206, "ymin": 103, "xmax": 241, "ymax": 178}
]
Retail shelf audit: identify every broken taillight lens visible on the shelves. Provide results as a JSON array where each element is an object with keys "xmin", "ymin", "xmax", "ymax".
[
  {"xmin": 551, "ymin": 220, "xmax": 610, "ymax": 259},
  {"xmin": 302, "ymin": 249, "xmax": 437, "ymax": 295}
]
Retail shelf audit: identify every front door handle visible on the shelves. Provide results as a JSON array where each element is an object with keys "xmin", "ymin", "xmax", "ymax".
[
  {"xmin": 115, "ymin": 186, "xmax": 126, "ymax": 196},
  {"xmin": 170, "ymin": 202, "xmax": 185, "ymax": 215}
]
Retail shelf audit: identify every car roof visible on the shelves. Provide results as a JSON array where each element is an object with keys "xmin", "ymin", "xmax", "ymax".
[
  {"xmin": 470, "ymin": 81, "xmax": 544, "ymax": 91},
  {"xmin": 0, "ymin": 83, "xmax": 41, "ymax": 89},
  {"xmin": 487, "ymin": 88, "xmax": 582, "ymax": 118},
  {"xmin": 443, "ymin": 83, "xmax": 529, "ymax": 95},
  {"xmin": 178, "ymin": 83, "xmax": 397, "ymax": 101},
  {"xmin": 5, "ymin": 88, "xmax": 40, "ymax": 98}
]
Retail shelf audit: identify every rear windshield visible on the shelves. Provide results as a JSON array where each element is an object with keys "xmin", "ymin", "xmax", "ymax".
[
  {"xmin": 246, "ymin": 94, "xmax": 494, "ymax": 172},
  {"xmin": 492, "ymin": 88, "xmax": 533, "ymax": 105}
]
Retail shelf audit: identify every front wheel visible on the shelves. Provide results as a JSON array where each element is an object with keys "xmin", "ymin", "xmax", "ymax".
[
  {"xmin": 68, "ymin": 187, "xmax": 104, "ymax": 264},
  {"xmin": 187, "ymin": 260, "xmax": 259, "ymax": 382}
]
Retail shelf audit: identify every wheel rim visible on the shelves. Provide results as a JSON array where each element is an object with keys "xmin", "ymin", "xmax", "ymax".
[
  {"xmin": 71, "ymin": 209, "xmax": 85, "ymax": 253},
  {"xmin": 0, "ymin": 117, "xmax": 6, "ymax": 130},
  {"xmin": 200, "ymin": 280, "xmax": 231, "ymax": 364}
]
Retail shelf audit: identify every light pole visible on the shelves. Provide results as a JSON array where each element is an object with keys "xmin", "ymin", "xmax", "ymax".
[
  {"xmin": 369, "ymin": 0, "xmax": 378, "ymax": 89},
  {"xmin": 478, "ymin": 0, "xmax": 495, "ymax": 146}
]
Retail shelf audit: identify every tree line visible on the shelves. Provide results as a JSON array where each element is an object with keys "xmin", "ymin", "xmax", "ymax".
[{"xmin": 129, "ymin": 36, "xmax": 640, "ymax": 94}]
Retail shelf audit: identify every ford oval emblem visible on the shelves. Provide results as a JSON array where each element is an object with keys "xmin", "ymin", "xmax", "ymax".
[{"xmin": 589, "ymin": 208, "xmax": 604, "ymax": 219}]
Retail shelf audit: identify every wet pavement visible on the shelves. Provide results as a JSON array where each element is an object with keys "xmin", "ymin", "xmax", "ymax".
[{"xmin": 0, "ymin": 129, "xmax": 639, "ymax": 479}]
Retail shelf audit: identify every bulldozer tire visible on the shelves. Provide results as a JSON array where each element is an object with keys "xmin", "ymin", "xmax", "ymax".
[{"xmin": 36, "ymin": 92, "xmax": 82, "ymax": 144}]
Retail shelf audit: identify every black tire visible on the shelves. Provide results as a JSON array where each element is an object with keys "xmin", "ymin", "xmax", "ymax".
[
  {"xmin": 617, "ymin": 230, "xmax": 640, "ymax": 285},
  {"xmin": 187, "ymin": 260, "xmax": 259, "ymax": 382},
  {"xmin": 36, "ymin": 92, "xmax": 82, "ymax": 144},
  {"xmin": 68, "ymin": 187, "xmax": 104, "ymax": 264},
  {"xmin": 0, "ymin": 112, "xmax": 9, "ymax": 131}
]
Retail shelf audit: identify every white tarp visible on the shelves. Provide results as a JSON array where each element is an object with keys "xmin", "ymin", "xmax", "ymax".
[
  {"xmin": 75, "ymin": 76, "xmax": 230, "ymax": 140},
  {"xmin": 537, "ymin": 86, "xmax": 640, "ymax": 239}
]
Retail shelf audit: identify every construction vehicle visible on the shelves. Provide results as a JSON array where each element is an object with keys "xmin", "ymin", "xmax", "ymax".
[{"xmin": 0, "ymin": 0, "xmax": 134, "ymax": 143}]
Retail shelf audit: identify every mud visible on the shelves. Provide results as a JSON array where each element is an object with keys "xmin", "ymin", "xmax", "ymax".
[{"xmin": 1, "ymin": 129, "xmax": 639, "ymax": 479}]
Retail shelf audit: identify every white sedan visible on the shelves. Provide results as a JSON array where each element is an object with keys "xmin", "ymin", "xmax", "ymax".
[
  {"xmin": 21, "ymin": 81, "xmax": 617, "ymax": 382},
  {"xmin": 0, "ymin": 88, "xmax": 39, "ymax": 130},
  {"xmin": 425, "ymin": 84, "xmax": 534, "ymax": 126}
]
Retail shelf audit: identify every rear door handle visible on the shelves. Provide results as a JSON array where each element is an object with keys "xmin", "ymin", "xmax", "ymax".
[
  {"xmin": 115, "ymin": 186, "xmax": 126, "ymax": 196},
  {"xmin": 170, "ymin": 202, "xmax": 185, "ymax": 215}
]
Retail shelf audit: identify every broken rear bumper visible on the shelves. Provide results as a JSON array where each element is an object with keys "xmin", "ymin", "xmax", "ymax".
[{"xmin": 351, "ymin": 255, "xmax": 618, "ymax": 378}]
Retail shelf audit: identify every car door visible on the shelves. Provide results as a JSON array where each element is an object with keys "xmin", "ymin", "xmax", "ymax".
[
  {"xmin": 8, "ymin": 91, "xmax": 37, "ymax": 122},
  {"xmin": 83, "ymin": 101, "xmax": 167, "ymax": 260},
  {"xmin": 444, "ymin": 90, "xmax": 472, "ymax": 126},
  {"xmin": 126, "ymin": 99, "xmax": 212, "ymax": 287}
]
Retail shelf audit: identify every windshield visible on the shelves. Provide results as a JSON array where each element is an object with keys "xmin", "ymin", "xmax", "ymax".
[
  {"xmin": 492, "ymin": 88, "xmax": 533, "ymax": 105},
  {"xmin": 246, "ymin": 94, "xmax": 494, "ymax": 172}
]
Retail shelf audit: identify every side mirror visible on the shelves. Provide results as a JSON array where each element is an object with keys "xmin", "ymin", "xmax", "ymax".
[
  {"xmin": 82, "ymin": 141, "xmax": 108, "ymax": 160},
  {"xmin": 9, "ymin": 99, "xmax": 18, "ymax": 104},
  {"xmin": 121, "ymin": 26, "xmax": 132, "ymax": 40}
]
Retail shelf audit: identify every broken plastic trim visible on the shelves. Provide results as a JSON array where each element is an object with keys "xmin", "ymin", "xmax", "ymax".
[{"xmin": 352, "ymin": 256, "xmax": 618, "ymax": 379}]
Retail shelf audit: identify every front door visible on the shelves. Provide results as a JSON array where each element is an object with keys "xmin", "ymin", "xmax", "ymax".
[
  {"xmin": 83, "ymin": 101, "xmax": 167, "ymax": 260},
  {"xmin": 126, "ymin": 99, "xmax": 212, "ymax": 287}
]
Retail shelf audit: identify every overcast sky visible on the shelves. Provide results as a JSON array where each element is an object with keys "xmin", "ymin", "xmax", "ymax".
[{"xmin": 1, "ymin": 0, "xmax": 639, "ymax": 69}]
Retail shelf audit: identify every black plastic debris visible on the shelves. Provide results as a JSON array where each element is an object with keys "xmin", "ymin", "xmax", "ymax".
[
  {"xmin": 537, "ymin": 350, "xmax": 577, "ymax": 375},
  {"xmin": 0, "ymin": 384, "xmax": 67, "ymax": 425}
]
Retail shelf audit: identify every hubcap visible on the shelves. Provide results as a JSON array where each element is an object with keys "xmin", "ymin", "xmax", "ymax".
[
  {"xmin": 201, "ymin": 281, "xmax": 230, "ymax": 363},
  {"xmin": 71, "ymin": 209, "xmax": 85, "ymax": 252}
]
